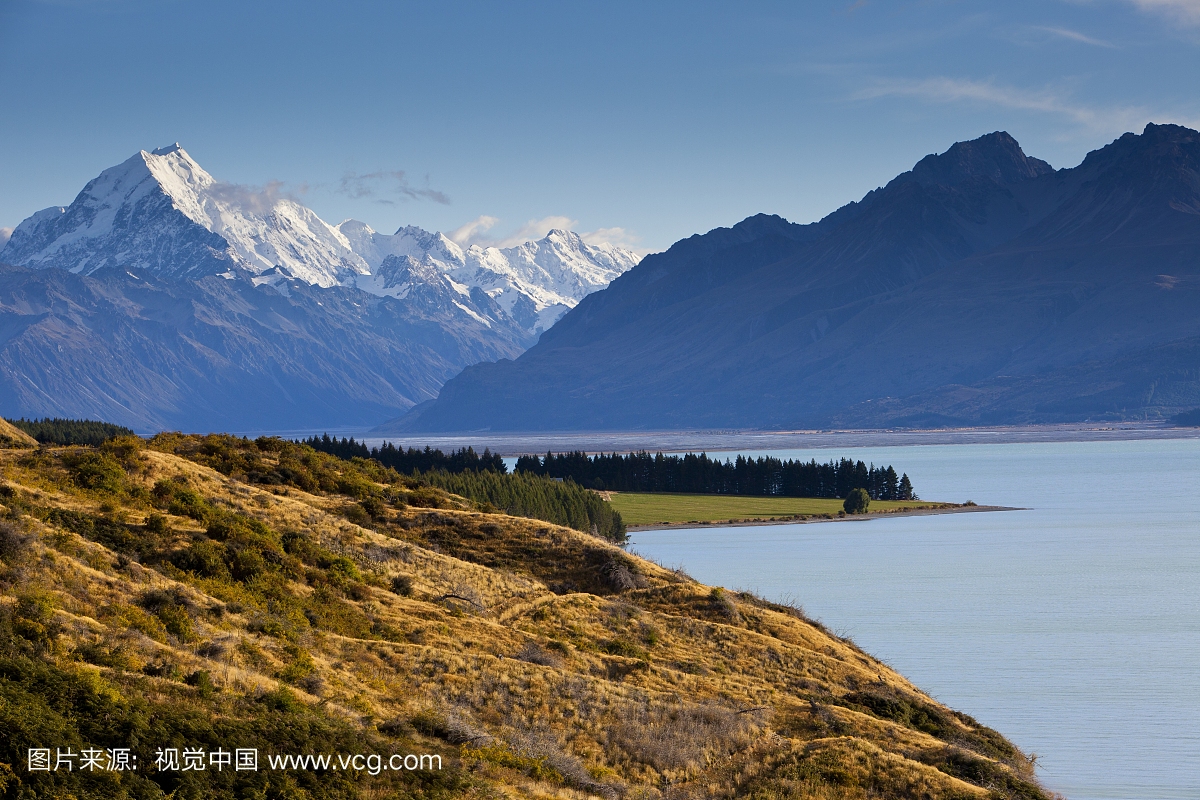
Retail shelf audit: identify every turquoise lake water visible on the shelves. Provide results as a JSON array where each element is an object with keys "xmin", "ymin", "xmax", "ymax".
[{"xmin": 628, "ymin": 439, "xmax": 1200, "ymax": 800}]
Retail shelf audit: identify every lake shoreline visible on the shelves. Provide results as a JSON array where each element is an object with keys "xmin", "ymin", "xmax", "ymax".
[
  {"xmin": 626, "ymin": 503, "xmax": 1022, "ymax": 531},
  {"xmin": 233, "ymin": 421, "xmax": 1200, "ymax": 455}
]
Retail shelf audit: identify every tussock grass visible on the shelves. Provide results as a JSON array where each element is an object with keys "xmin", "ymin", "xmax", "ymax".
[{"xmin": 0, "ymin": 434, "xmax": 1050, "ymax": 799}]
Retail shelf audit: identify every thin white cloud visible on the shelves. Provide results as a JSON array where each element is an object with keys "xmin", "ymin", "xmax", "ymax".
[
  {"xmin": 1125, "ymin": 0, "xmax": 1200, "ymax": 25},
  {"xmin": 337, "ymin": 170, "xmax": 450, "ymax": 206},
  {"xmin": 206, "ymin": 180, "xmax": 299, "ymax": 216},
  {"xmin": 0, "ymin": 227, "xmax": 13, "ymax": 250},
  {"xmin": 1032, "ymin": 25, "xmax": 1116, "ymax": 47},
  {"xmin": 447, "ymin": 215, "xmax": 499, "ymax": 246},
  {"xmin": 581, "ymin": 227, "xmax": 644, "ymax": 251},
  {"xmin": 854, "ymin": 76, "xmax": 1150, "ymax": 134}
]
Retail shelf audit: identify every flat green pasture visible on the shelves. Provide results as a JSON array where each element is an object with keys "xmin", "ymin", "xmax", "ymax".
[{"xmin": 607, "ymin": 492, "xmax": 949, "ymax": 526}]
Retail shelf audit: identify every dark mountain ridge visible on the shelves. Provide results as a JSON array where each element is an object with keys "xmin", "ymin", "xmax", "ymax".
[{"xmin": 391, "ymin": 123, "xmax": 1200, "ymax": 432}]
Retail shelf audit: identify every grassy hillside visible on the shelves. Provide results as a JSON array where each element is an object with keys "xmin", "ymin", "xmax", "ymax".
[
  {"xmin": 0, "ymin": 433, "xmax": 1051, "ymax": 799},
  {"xmin": 609, "ymin": 493, "xmax": 950, "ymax": 527},
  {"xmin": 0, "ymin": 419, "xmax": 38, "ymax": 449}
]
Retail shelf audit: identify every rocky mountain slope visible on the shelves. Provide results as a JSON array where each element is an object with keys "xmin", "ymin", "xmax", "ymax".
[
  {"xmin": 393, "ymin": 124, "xmax": 1200, "ymax": 432},
  {"xmin": 0, "ymin": 146, "xmax": 638, "ymax": 431},
  {"xmin": 0, "ymin": 432, "xmax": 1051, "ymax": 798}
]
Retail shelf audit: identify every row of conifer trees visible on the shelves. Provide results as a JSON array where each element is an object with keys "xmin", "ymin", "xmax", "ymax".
[
  {"xmin": 515, "ymin": 451, "xmax": 916, "ymax": 501},
  {"xmin": 300, "ymin": 435, "xmax": 506, "ymax": 473},
  {"xmin": 301, "ymin": 435, "xmax": 624, "ymax": 541},
  {"xmin": 420, "ymin": 469, "xmax": 625, "ymax": 542}
]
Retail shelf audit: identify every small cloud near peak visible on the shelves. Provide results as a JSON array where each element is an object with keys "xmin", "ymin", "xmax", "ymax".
[
  {"xmin": 448, "ymin": 215, "xmax": 499, "ymax": 245},
  {"xmin": 0, "ymin": 227, "xmax": 14, "ymax": 250},
  {"xmin": 581, "ymin": 227, "xmax": 644, "ymax": 252},
  {"xmin": 206, "ymin": 180, "xmax": 299, "ymax": 216}
]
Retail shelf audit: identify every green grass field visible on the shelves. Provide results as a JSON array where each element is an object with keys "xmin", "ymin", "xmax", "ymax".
[{"xmin": 606, "ymin": 492, "xmax": 950, "ymax": 526}]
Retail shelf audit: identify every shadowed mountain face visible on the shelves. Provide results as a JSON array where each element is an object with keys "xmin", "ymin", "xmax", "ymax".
[
  {"xmin": 391, "ymin": 124, "xmax": 1200, "ymax": 432},
  {"xmin": 0, "ymin": 264, "xmax": 530, "ymax": 432}
]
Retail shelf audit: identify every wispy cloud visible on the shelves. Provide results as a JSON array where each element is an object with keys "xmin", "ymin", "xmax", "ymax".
[
  {"xmin": 206, "ymin": 180, "xmax": 304, "ymax": 216},
  {"xmin": 581, "ymin": 227, "xmax": 644, "ymax": 251},
  {"xmin": 854, "ymin": 76, "xmax": 1150, "ymax": 134},
  {"xmin": 337, "ymin": 171, "xmax": 450, "ymax": 205},
  {"xmin": 0, "ymin": 227, "xmax": 13, "ymax": 249},
  {"xmin": 493, "ymin": 216, "xmax": 579, "ymax": 248},
  {"xmin": 1124, "ymin": 0, "xmax": 1200, "ymax": 25},
  {"xmin": 448, "ymin": 215, "xmax": 645, "ymax": 253},
  {"xmin": 1031, "ymin": 25, "xmax": 1116, "ymax": 47},
  {"xmin": 447, "ymin": 215, "xmax": 500, "ymax": 246}
]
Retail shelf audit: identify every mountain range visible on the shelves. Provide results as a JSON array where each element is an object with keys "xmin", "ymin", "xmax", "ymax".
[
  {"xmin": 392, "ymin": 123, "xmax": 1200, "ymax": 432},
  {"xmin": 0, "ymin": 145, "xmax": 638, "ymax": 431}
]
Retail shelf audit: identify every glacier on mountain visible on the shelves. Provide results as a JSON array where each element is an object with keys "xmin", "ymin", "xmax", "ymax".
[
  {"xmin": 0, "ymin": 144, "xmax": 641, "ymax": 336},
  {"xmin": 338, "ymin": 221, "xmax": 640, "ymax": 333}
]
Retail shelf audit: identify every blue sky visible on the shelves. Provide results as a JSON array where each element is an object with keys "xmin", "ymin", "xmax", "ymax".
[{"xmin": 2, "ymin": 0, "xmax": 1198, "ymax": 253}]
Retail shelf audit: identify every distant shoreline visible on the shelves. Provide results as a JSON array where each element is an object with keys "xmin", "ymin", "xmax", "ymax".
[
  {"xmin": 627, "ymin": 503, "xmax": 1022, "ymax": 532},
  {"xmin": 241, "ymin": 421, "xmax": 1200, "ymax": 456}
]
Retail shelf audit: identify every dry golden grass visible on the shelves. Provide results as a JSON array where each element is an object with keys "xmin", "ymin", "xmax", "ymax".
[
  {"xmin": 0, "ymin": 437, "xmax": 1050, "ymax": 799},
  {"xmin": 0, "ymin": 419, "xmax": 37, "ymax": 448}
]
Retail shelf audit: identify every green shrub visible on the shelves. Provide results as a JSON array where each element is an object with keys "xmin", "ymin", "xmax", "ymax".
[
  {"xmin": 173, "ymin": 540, "xmax": 231, "ymax": 580},
  {"xmin": 144, "ymin": 512, "xmax": 170, "ymax": 535},
  {"xmin": 344, "ymin": 503, "xmax": 372, "ymax": 527},
  {"xmin": 843, "ymin": 488, "xmax": 870, "ymax": 515},
  {"xmin": 138, "ymin": 589, "xmax": 195, "ymax": 641},
  {"xmin": 390, "ymin": 574, "xmax": 414, "ymax": 596},
  {"xmin": 63, "ymin": 451, "xmax": 125, "ymax": 493},
  {"xmin": 326, "ymin": 556, "xmax": 362, "ymax": 582},
  {"xmin": 185, "ymin": 669, "xmax": 215, "ymax": 697},
  {"xmin": 12, "ymin": 591, "xmax": 59, "ymax": 648}
]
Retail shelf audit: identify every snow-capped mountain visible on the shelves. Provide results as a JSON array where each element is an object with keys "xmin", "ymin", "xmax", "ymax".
[
  {"xmin": 1, "ymin": 144, "xmax": 641, "ymax": 335},
  {"xmin": 2, "ymin": 144, "xmax": 368, "ymax": 287},
  {"xmin": 0, "ymin": 143, "xmax": 642, "ymax": 430},
  {"xmin": 339, "ymin": 221, "xmax": 640, "ymax": 333}
]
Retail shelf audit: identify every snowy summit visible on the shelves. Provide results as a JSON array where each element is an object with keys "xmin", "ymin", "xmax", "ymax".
[{"xmin": 0, "ymin": 145, "xmax": 642, "ymax": 334}]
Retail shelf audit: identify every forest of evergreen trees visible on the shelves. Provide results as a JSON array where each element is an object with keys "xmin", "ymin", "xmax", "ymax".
[
  {"xmin": 421, "ymin": 470, "xmax": 625, "ymax": 542},
  {"xmin": 6, "ymin": 417, "xmax": 135, "ymax": 446},
  {"xmin": 515, "ymin": 451, "xmax": 916, "ymax": 501},
  {"xmin": 301, "ymin": 435, "xmax": 506, "ymax": 474},
  {"xmin": 301, "ymin": 435, "xmax": 624, "ymax": 542}
]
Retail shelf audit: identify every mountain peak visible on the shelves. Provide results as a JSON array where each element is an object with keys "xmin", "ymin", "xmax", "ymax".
[
  {"xmin": 151, "ymin": 142, "xmax": 185, "ymax": 156},
  {"xmin": 1141, "ymin": 122, "xmax": 1200, "ymax": 142},
  {"xmin": 906, "ymin": 131, "xmax": 1054, "ymax": 188}
]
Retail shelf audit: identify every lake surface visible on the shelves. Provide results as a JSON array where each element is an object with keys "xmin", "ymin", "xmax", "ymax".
[{"xmin": 629, "ymin": 440, "xmax": 1200, "ymax": 800}]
